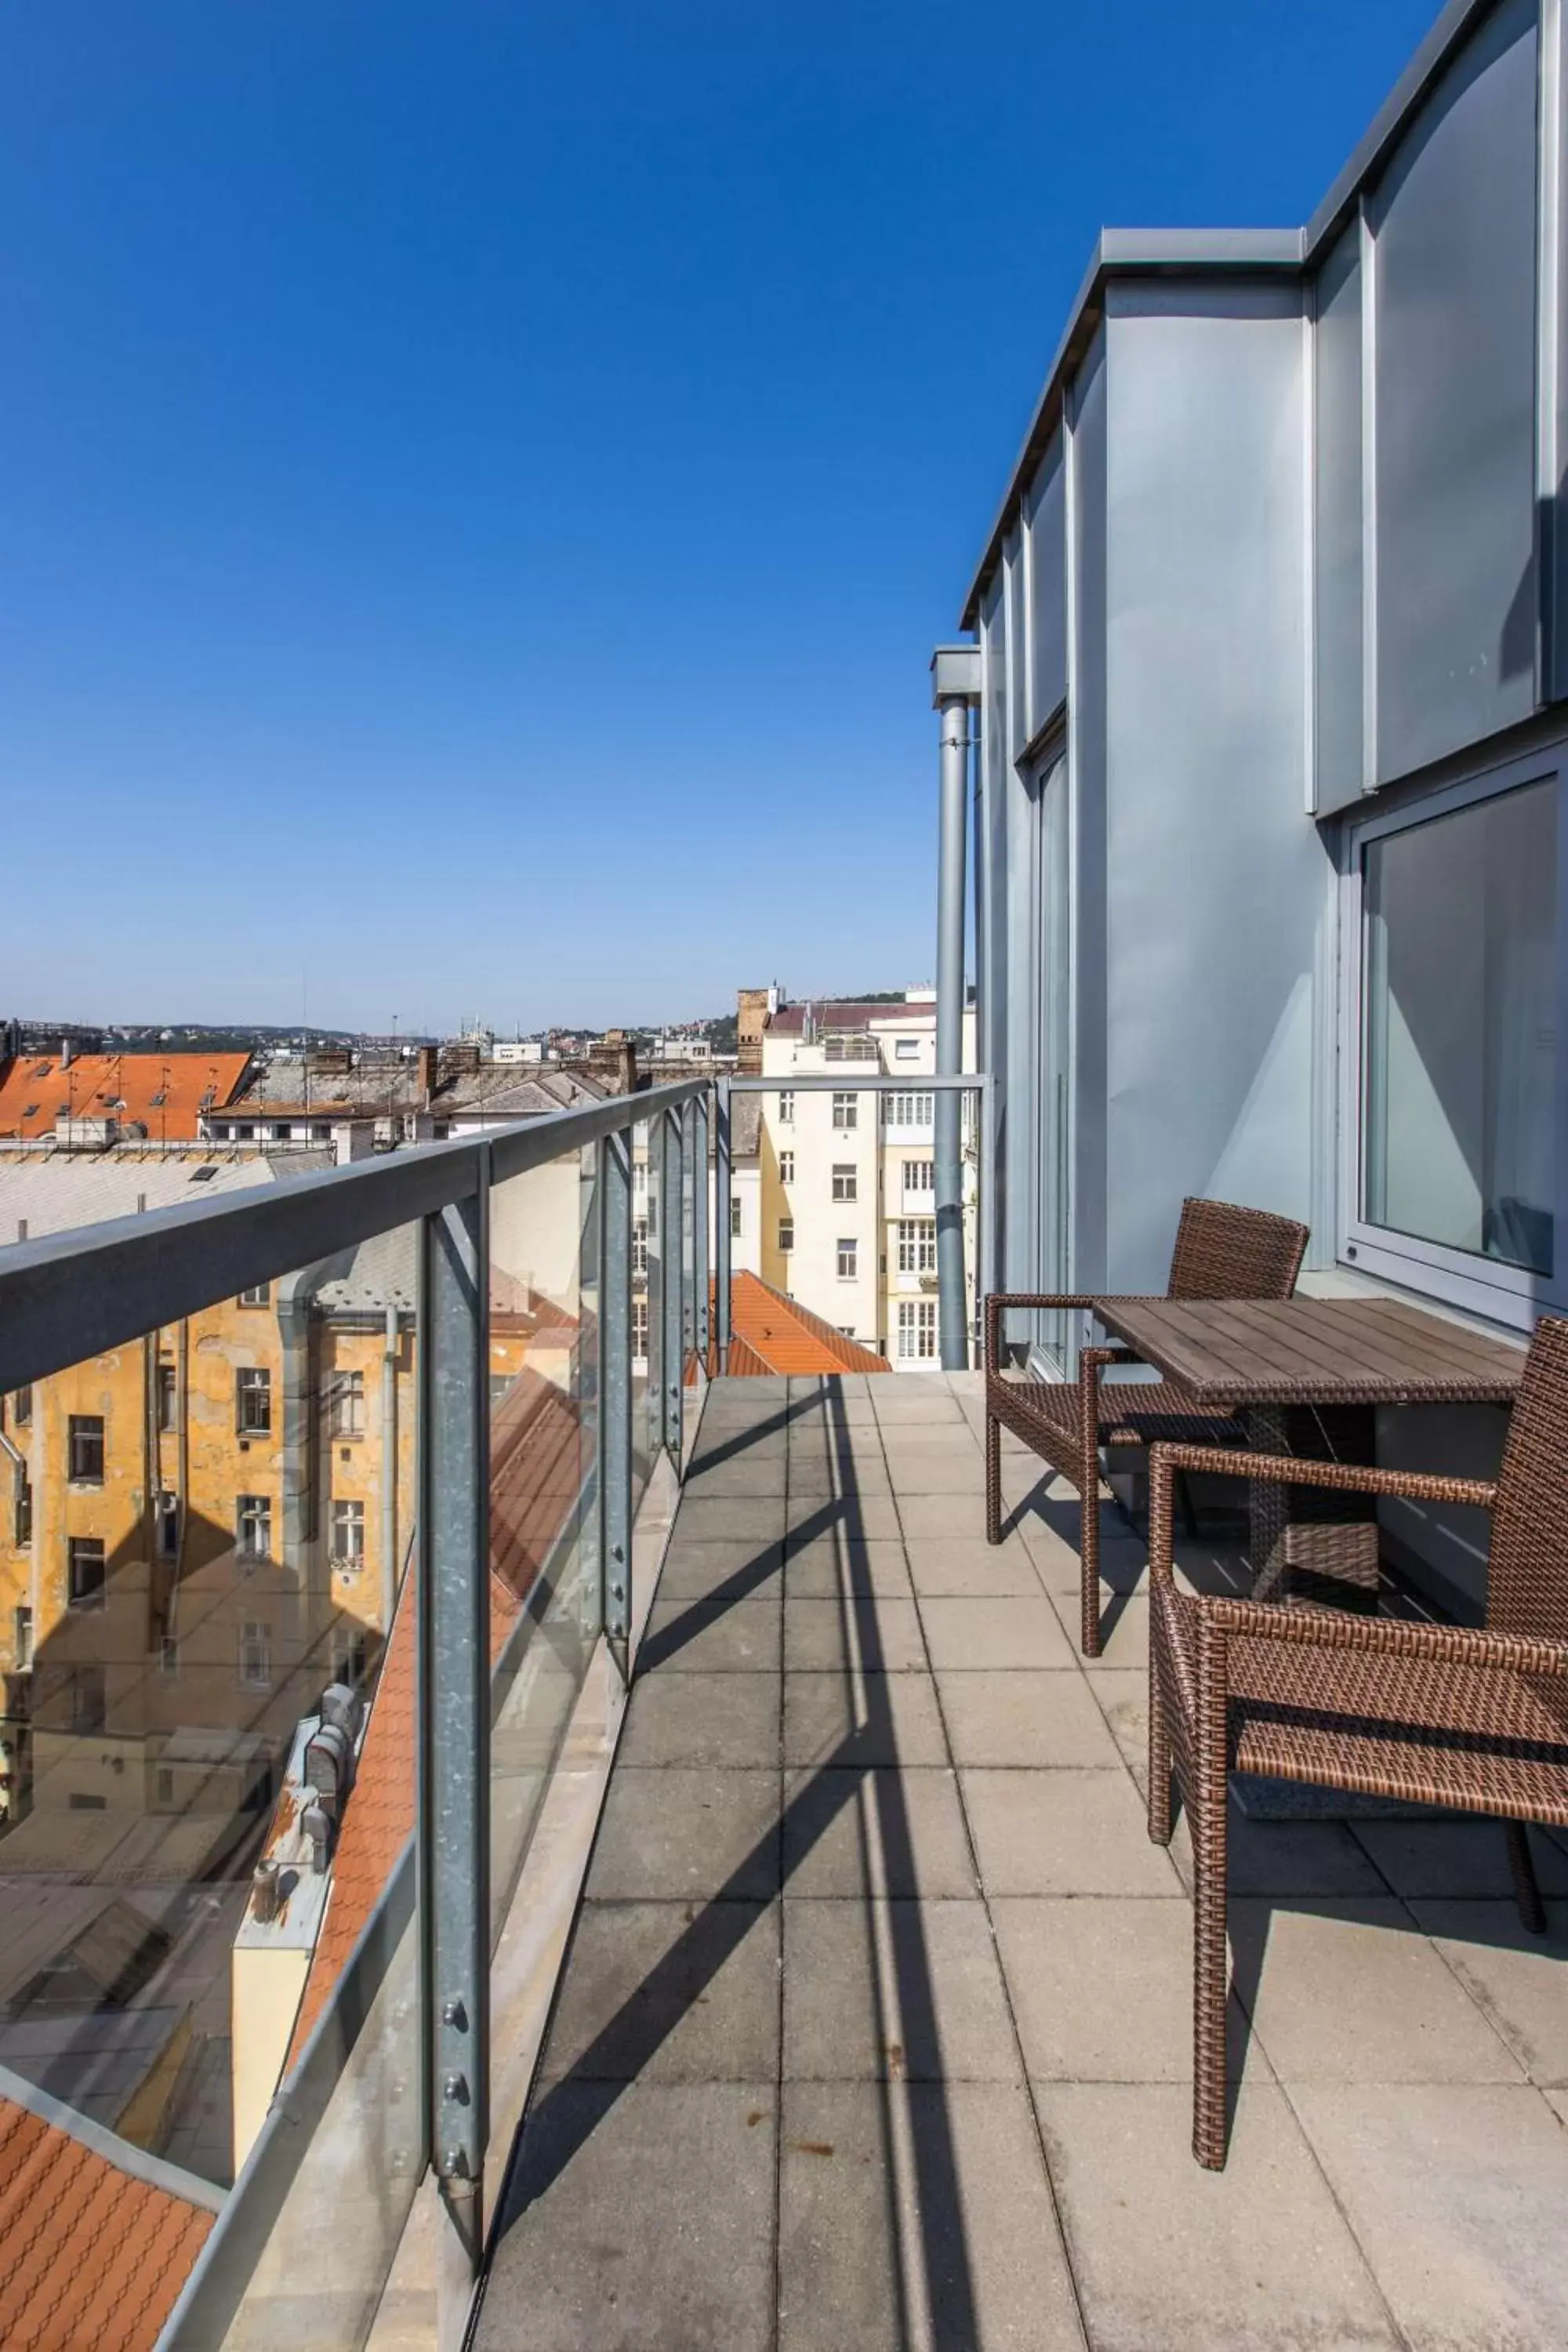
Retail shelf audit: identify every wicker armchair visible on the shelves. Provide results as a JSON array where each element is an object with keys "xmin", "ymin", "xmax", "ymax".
[
  {"xmin": 983, "ymin": 1197, "xmax": 1309, "ymax": 1654},
  {"xmin": 1147, "ymin": 1311, "xmax": 1568, "ymax": 2171}
]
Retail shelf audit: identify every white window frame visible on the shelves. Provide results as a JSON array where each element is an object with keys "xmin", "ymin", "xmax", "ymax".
[
  {"xmin": 326, "ymin": 1369, "xmax": 366, "ymax": 1439},
  {"xmin": 236, "ymin": 1494, "xmax": 271, "ymax": 1562},
  {"xmin": 836, "ymin": 1237, "xmax": 858, "ymax": 1279},
  {"xmin": 902, "ymin": 1160, "xmax": 935, "ymax": 1202},
  {"xmin": 730, "ymin": 1195, "xmax": 742, "ymax": 1239},
  {"xmin": 897, "ymin": 1300, "xmax": 938, "ymax": 1360},
  {"xmin": 239, "ymin": 1621, "xmax": 272, "ymax": 1690},
  {"xmin": 897, "ymin": 1217, "xmax": 937, "ymax": 1274},
  {"xmin": 894, "ymin": 1037, "xmax": 920, "ymax": 1061},
  {"xmin": 331, "ymin": 1497, "xmax": 365, "ymax": 1563},
  {"xmin": 831, "ymin": 1163, "xmax": 857, "ymax": 1203},
  {"xmin": 1338, "ymin": 746, "xmax": 1566, "ymax": 1331},
  {"xmin": 831, "ymin": 1092, "xmax": 858, "ymax": 1131},
  {"xmin": 777, "ymin": 1090, "xmax": 795, "ymax": 1125},
  {"xmin": 778, "ymin": 1218, "xmax": 794, "ymax": 1254},
  {"xmin": 779, "ymin": 1151, "xmax": 795, "ymax": 1185}
]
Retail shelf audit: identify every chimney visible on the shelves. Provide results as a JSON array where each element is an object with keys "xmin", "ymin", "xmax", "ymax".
[
  {"xmin": 60, "ymin": 1037, "xmax": 72, "ymax": 1070},
  {"xmin": 417, "ymin": 1044, "xmax": 440, "ymax": 1105}
]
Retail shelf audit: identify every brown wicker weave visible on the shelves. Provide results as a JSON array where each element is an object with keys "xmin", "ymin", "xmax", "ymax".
[
  {"xmin": 1147, "ymin": 1310, "xmax": 1568, "ymax": 2171},
  {"xmin": 983, "ymin": 1198, "xmax": 1309, "ymax": 1654}
]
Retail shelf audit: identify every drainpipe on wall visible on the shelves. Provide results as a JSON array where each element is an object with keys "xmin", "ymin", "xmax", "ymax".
[
  {"xmin": 381, "ymin": 1301, "xmax": 398, "ymax": 1639},
  {"xmin": 931, "ymin": 647, "xmax": 982, "ymax": 1371}
]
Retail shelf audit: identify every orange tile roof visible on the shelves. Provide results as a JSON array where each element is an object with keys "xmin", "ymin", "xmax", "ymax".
[
  {"xmin": 0, "ymin": 1051, "xmax": 250, "ymax": 1142},
  {"xmin": 695, "ymin": 1272, "xmax": 890, "ymax": 1377},
  {"xmin": 286, "ymin": 1363, "xmax": 582, "ymax": 2070},
  {"xmin": 0, "ymin": 2096, "xmax": 214, "ymax": 2351}
]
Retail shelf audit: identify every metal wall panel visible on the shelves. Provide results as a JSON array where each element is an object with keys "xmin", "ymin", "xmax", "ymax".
[
  {"xmin": 1068, "ymin": 328, "xmax": 1109, "ymax": 1293},
  {"xmin": 978, "ymin": 572, "xmax": 1010, "ymax": 1275},
  {"xmin": 1025, "ymin": 433, "xmax": 1068, "ymax": 735},
  {"xmin": 1102, "ymin": 281, "xmax": 1322, "ymax": 1290},
  {"xmin": 1001, "ymin": 532, "xmax": 1037, "ymax": 1287},
  {"xmin": 1313, "ymin": 220, "xmax": 1366, "ymax": 813},
  {"xmin": 1373, "ymin": 0, "xmax": 1540, "ymax": 782}
]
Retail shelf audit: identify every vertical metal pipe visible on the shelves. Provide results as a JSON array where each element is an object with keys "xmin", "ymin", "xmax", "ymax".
[
  {"xmin": 659, "ymin": 1106, "xmax": 684, "ymax": 1459},
  {"xmin": 935, "ymin": 697, "xmax": 970, "ymax": 1369},
  {"xmin": 599, "ymin": 1130, "xmax": 633, "ymax": 1667},
  {"xmin": 692, "ymin": 1094, "xmax": 710, "ymax": 1370},
  {"xmin": 714, "ymin": 1080, "xmax": 731, "ymax": 1374},
  {"xmin": 419, "ymin": 1166, "xmax": 490, "ymax": 2337}
]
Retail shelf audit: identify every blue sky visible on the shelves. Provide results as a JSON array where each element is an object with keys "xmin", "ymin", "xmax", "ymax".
[{"xmin": 2, "ymin": 0, "xmax": 1436, "ymax": 1034}]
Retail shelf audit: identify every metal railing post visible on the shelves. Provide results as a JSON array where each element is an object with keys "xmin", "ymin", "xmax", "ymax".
[
  {"xmin": 599, "ymin": 1130, "xmax": 633, "ymax": 1668},
  {"xmin": 692, "ymin": 1091, "xmax": 710, "ymax": 1370},
  {"xmin": 419, "ymin": 1169, "xmax": 490, "ymax": 2345},
  {"xmin": 660, "ymin": 1105, "xmax": 684, "ymax": 1460},
  {"xmin": 714, "ymin": 1078, "xmax": 731, "ymax": 1374}
]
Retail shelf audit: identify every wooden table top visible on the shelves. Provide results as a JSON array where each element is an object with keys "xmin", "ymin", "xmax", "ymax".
[{"xmin": 1091, "ymin": 1295, "xmax": 1526, "ymax": 1409}]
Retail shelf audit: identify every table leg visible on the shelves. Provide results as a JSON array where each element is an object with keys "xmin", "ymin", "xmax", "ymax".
[{"xmin": 1246, "ymin": 1403, "xmax": 1380, "ymax": 1610}]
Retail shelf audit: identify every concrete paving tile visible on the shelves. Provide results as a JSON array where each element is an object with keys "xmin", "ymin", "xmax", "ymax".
[
  {"xmin": 789, "ymin": 1457, "xmax": 892, "ymax": 1497},
  {"xmin": 895, "ymin": 1490, "xmax": 995, "ymax": 1541},
  {"xmin": 1018, "ymin": 1518, "xmax": 1145, "ymax": 1599},
  {"xmin": 783, "ymin": 1767, "xmax": 977, "ymax": 1898},
  {"xmin": 783, "ymin": 1898, "xmax": 1020, "ymax": 2082},
  {"xmin": 778, "ymin": 2079, "xmax": 1081, "ymax": 2352},
  {"xmin": 1087, "ymin": 1668, "xmax": 1150, "ymax": 1785},
  {"xmin": 1409, "ymin": 1899, "xmax": 1568, "ymax": 2084},
  {"xmin": 903, "ymin": 1538, "xmax": 1044, "ymax": 1598},
  {"xmin": 994, "ymin": 1896, "xmax": 1202, "ymax": 2081},
  {"xmin": 937, "ymin": 1670, "xmax": 1121, "ymax": 1769},
  {"xmin": 653, "ymin": 1537, "xmax": 785, "ymax": 1602},
  {"xmin": 960, "ymin": 1768, "xmax": 1182, "ymax": 1897},
  {"xmin": 684, "ymin": 1451, "xmax": 789, "ymax": 1496},
  {"xmin": 821, "ymin": 1493, "xmax": 906, "ymax": 1541},
  {"xmin": 619, "ymin": 1670, "xmax": 782, "ymax": 1769},
  {"xmin": 1168, "ymin": 1806, "xmax": 1390, "ymax": 1899},
  {"xmin": 480, "ymin": 2080, "xmax": 776, "ymax": 2352},
  {"xmin": 920, "ymin": 1595, "xmax": 1076, "ymax": 1671},
  {"xmin": 1291, "ymin": 2083, "xmax": 1568, "ymax": 2352},
  {"xmin": 784, "ymin": 1538, "xmax": 913, "ymax": 1599},
  {"xmin": 880, "ymin": 1450, "xmax": 986, "ymax": 1494},
  {"xmin": 871, "ymin": 1388, "xmax": 969, "ymax": 1426},
  {"xmin": 784, "ymin": 1595, "xmax": 929, "ymax": 1673},
  {"xmin": 586, "ymin": 1767, "xmax": 781, "ymax": 1901},
  {"xmin": 1232, "ymin": 1898, "xmax": 1525, "ymax": 2082},
  {"xmin": 641, "ymin": 1594, "xmax": 782, "ymax": 1675},
  {"xmin": 1058, "ymin": 1589, "xmax": 1149, "ymax": 1671},
  {"xmin": 1351, "ymin": 1816, "xmax": 1568, "ymax": 1900},
  {"xmin": 673, "ymin": 1492, "xmax": 789, "ymax": 1545},
  {"xmin": 784, "ymin": 1671, "xmax": 949, "ymax": 1769},
  {"xmin": 540, "ymin": 1899, "xmax": 781, "ymax": 2084},
  {"xmin": 1033, "ymin": 2078, "xmax": 1396, "ymax": 2351}
]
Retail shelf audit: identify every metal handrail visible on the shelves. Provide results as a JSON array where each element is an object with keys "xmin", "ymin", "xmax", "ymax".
[{"xmin": 0, "ymin": 1075, "xmax": 711, "ymax": 1393}]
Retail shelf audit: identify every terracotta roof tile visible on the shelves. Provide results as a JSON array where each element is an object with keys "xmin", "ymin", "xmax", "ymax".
[
  {"xmin": 0, "ymin": 1051, "xmax": 249, "ymax": 1142},
  {"xmin": 695, "ymin": 1273, "xmax": 890, "ymax": 1377}
]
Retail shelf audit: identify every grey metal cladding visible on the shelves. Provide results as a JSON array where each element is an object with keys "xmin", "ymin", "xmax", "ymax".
[
  {"xmin": 1102, "ymin": 281, "xmax": 1316, "ymax": 1290},
  {"xmin": 978, "ymin": 569, "xmax": 1010, "ymax": 1268},
  {"xmin": 1313, "ymin": 220, "xmax": 1366, "ymax": 814},
  {"xmin": 1373, "ymin": 0, "xmax": 1540, "ymax": 784},
  {"xmin": 1069, "ymin": 327, "xmax": 1110, "ymax": 1292},
  {"xmin": 1025, "ymin": 432, "xmax": 1068, "ymax": 733}
]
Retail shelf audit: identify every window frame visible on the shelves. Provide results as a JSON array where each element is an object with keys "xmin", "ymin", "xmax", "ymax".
[
  {"xmin": 831, "ymin": 1163, "xmax": 857, "ymax": 1203},
  {"xmin": 237, "ymin": 1282, "xmax": 271, "ymax": 1308},
  {"xmin": 236, "ymin": 1493, "xmax": 272, "ymax": 1562},
  {"xmin": 236, "ymin": 1367, "xmax": 272, "ymax": 1436},
  {"xmin": 778, "ymin": 1218, "xmax": 794, "ymax": 1254},
  {"xmin": 331, "ymin": 1496, "xmax": 366, "ymax": 1563},
  {"xmin": 779, "ymin": 1150, "xmax": 795, "ymax": 1186},
  {"xmin": 836, "ymin": 1236, "xmax": 858, "ymax": 1279},
  {"xmin": 902, "ymin": 1160, "xmax": 935, "ymax": 1203},
  {"xmin": 777, "ymin": 1090, "xmax": 795, "ymax": 1125},
  {"xmin": 326, "ymin": 1368, "xmax": 366, "ymax": 1439},
  {"xmin": 1338, "ymin": 746, "xmax": 1566, "ymax": 1330},
  {"xmin": 831, "ymin": 1092, "xmax": 858, "ymax": 1131},
  {"xmin": 67, "ymin": 1414, "xmax": 104, "ymax": 1486},
  {"xmin": 67, "ymin": 1536, "xmax": 106, "ymax": 1610},
  {"xmin": 238, "ymin": 1620, "xmax": 272, "ymax": 1690}
]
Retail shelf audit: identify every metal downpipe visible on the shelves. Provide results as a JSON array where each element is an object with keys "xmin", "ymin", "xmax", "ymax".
[{"xmin": 935, "ymin": 696, "xmax": 969, "ymax": 1370}]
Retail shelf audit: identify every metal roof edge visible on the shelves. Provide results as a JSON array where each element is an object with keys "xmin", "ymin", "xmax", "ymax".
[
  {"xmin": 957, "ymin": 228, "xmax": 1302, "ymax": 629},
  {"xmin": 1304, "ymin": 0, "xmax": 1497, "ymax": 257},
  {"xmin": 0, "ymin": 2056, "xmax": 227, "ymax": 2214}
]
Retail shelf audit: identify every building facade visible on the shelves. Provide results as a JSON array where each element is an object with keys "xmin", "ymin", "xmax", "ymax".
[{"xmin": 954, "ymin": 0, "xmax": 1563, "ymax": 1605}]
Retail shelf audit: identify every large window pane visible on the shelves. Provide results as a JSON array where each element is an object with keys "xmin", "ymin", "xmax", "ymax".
[{"xmin": 1363, "ymin": 780, "xmax": 1556, "ymax": 1273}]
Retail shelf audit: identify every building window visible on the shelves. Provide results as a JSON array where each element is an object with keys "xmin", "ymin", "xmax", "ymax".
[
  {"xmin": 778, "ymin": 1091, "xmax": 795, "ymax": 1125},
  {"xmin": 837, "ymin": 1238, "xmax": 858, "ymax": 1279},
  {"xmin": 831, "ymin": 1093, "xmax": 858, "ymax": 1131},
  {"xmin": 884, "ymin": 1092, "xmax": 935, "ymax": 1130},
  {"xmin": 13, "ymin": 1479, "xmax": 31, "ymax": 1548},
  {"xmin": 236, "ymin": 1367, "xmax": 271, "ymax": 1436},
  {"xmin": 12, "ymin": 1387, "xmax": 31, "ymax": 1430},
  {"xmin": 1354, "ymin": 773, "xmax": 1557, "ymax": 1291},
  {"xmin": 831, "ymin": 1163, "xmax": 858, "ymax": 1203},
  {"xmin": 71, "ymin": 1665, "xmax": 106, "ymax": 1733},
  {"xmin": 898, "ymin": 1301, "xmax": 938, "ymax": 1361},
  {"xmin": 68, "ymin": 1415, "xmax": 104, "ymax": 1485},
  {"xmin": 155, "ymin": 1494, "xmax": 180, "ymax": 1558},
  {"xmin": 633, "ymin": 1218, "xmax": 649, "ymax": 1276},
  {"xmin": 895, "ymin": 1037, "xmax": 920, "ymax": 1061},
  {"xmin": 333, "ymin": 1630, "xmax": 372, "ymax": 1689},
  {"xmin": 633, "ymin": 1162, "xmax": 648, "ymax": 1200},
  {"xmin": 156, "ymin": 1363, "xmax": 178, "ymax": 1433},
  {"xmin": 13, "ymin": 1608, "xmax": 31, "ymax": 1671},
  {"xmin": 902, "ymin": 1160, "xmax": 935, "ymax": 1202},
  {"xmin": 326, "ymin": 1370, "xmax": 365, "ymax": 1438},
  {"xmin": 158, "ymin": 1635, "xmax": 179, "ymax": 1678},
  {"xmin": 332, "ymin": 1498, "xmax": 365, "ymax": 1564},
  {"xmin": 779, "ymin": 1219, "xmax": 794, "ymax": 1254},
  {"xmin": 631, "ymin": 1298, "xmax": 649, "ymax": 1359},
  {"xmin": 239, "ymin": 1621, "xmax": 271, "ymax": 1690},
  {"xmin": 236, "ymin": 1494, "xmax": 271, "ymax": 1561},
  {"xmin": 238, "ymin": 1282, "xmax": 271, "ymax": 1308},
  {"xmin": 67, "ymin": 1537, "xmax": 106, "ymax": 1609},
  {"xmin": 730, "ymin": 1195, "xmax": 742, "ymax": 1239},
  {"xmin": 898, "ymin": 1218, "xmax": 938, "ymax": 1274},
  {"xmin": 779, "ymin": 1150, "xmax": 795, "ymax": 1185}
]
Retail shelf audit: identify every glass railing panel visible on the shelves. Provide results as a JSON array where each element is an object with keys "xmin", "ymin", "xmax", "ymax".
[
  {"xmin": 630, "ymin": 1115, "xmax": 658, "ymax": 1520},
  {"xmin": 485, "ymin": 1144, "xmax": 598, "ymax": 1952},
  {"xmin": 0, "ymin": 1210, "xmax": 422, "ymax": 2350}
]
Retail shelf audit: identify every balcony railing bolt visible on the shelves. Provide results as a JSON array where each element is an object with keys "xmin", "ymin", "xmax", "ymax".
[
  {"xmin": 443, "ymin": 2073, "xmax": 469, "ymax": 2104},
  {"xmin": 441, "ymin": 1998, "xmax": 466, "ymax": 2031},
  {"xmin": 441, "ymin": 2146, "xmax": 469, "ymax": 2180}
]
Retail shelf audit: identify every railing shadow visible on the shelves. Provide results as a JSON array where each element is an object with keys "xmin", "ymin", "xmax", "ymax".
[{"xmin": 488, "ymin": 1376, "xmax": 981, "ymax": 2347}]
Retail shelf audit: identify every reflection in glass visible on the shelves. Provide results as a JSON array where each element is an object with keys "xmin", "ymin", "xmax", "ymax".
[{"xmin": 1363, "ymin": 781, "xmax": 1555, "ymax": 1274}]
